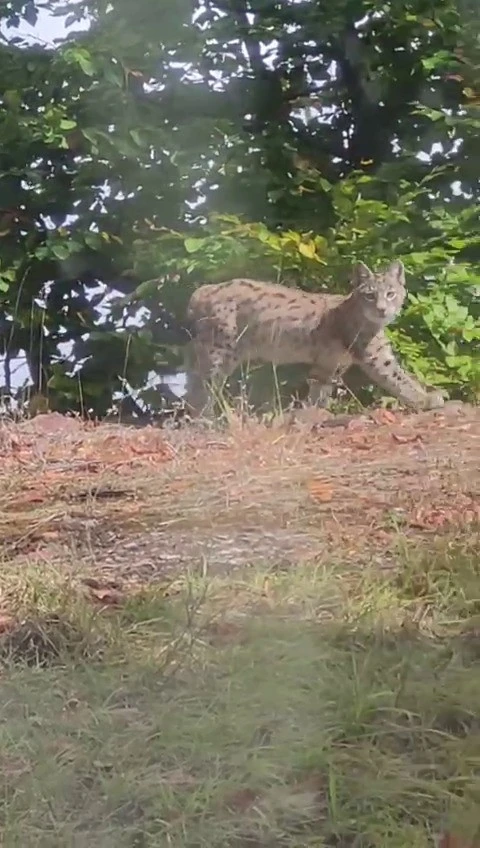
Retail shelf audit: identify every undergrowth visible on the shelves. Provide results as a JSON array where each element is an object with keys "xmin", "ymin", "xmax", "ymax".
[{"xmin": 0, "ymin": 534, "xmax": 479, "ymax": 847}]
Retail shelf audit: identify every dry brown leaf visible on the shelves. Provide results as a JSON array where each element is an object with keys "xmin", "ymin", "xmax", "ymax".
[
  {"xmin": 410, "ymin": 507, "xmax": 453, "ymax": 530},
  {"xmin": 161, "ymin": 768, "xmax": 198, "ymax": 788},
  {"xmin": 261, "ymin": 576, "xmax": 271, "ymax": 597},
  {"xmin": 411, "ymin": 498, "xmax": 479, "ymax": 530},
  {"xmin": 224, "ymin": 788, "xmax": 258, "ymax": 813},
  {"xmin": 37, "ymin": 530, "xmax": 60, "ymax": 541},
  {"xmin": 347, "ymin": 434, "xmax": 373, "ymax": 450},
  {"xmin": 0, "ymin": 615, "xmax": 16, "ymax": 634},
  {"xmin": 90, "ymin": 587, "xmax": 124, "ymax": 606},
  {"xmin": 82, "ymin": 577, "xmax": 121, "ymax": 591},
  {"xmin": 307, "ymin": 478, "xmax": 334, "ymax": 503},
  {"xmin": 371, "ymin": 409, "xmax": 397, "ymax": 425},
  {"xmin": 438, "ymin": 833, "xmax": 480, "ymax": 848},
  {"xmin": 392, "ymin": 432, "xmax": 423, "ymax": 445},
  {"xmin": 7, "ymin": 493, "xmax": 46, "ymax": 509},
  {"xmin": 82, "ymin": 578, "xmax": 124, "ymax": 606}
]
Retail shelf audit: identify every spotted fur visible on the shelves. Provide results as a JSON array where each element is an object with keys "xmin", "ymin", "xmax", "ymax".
[{"xmin": 182, "ymin": 261, "xmax": 445, "ymax": 415}]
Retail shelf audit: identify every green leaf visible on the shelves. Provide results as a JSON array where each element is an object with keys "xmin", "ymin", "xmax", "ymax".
[
  {"xmin": 298, "ymin": 241, "xmax": 317, "ymax": 259},
  {"xmin": 51, "ymin": 244, "xmax": 71, "ymax": 260},
  {"xmin": 463, "ymin": 328, "xmax": 480, "ymax": 342},
  {"xmin": 184, "ymin": 238, "xmax": 206, "ymax": 253},
  {"xmin": 129, "ymin": 129, "xmax": 143, "ymax": 147},
  {"xmin": 60, "ymin": 119, "xmax": 77, "ymax": 130},
  {"xmin": 421, "ymin": 51, "xmax": 453, "ymax": 71},
  {"xmin": 85, "ymin": 232, "xmax": 101, "ymax": 250},
  {"xmin": 77, "ymin": 55, "xmax": 95, "ymax": 77},
  {"xmin": 421, "ymin": 107, "xmax": 446, "ymax": 122},
  {"xmin": 318, "ymin": 178, "xmax": 332, "ymax": 193}
]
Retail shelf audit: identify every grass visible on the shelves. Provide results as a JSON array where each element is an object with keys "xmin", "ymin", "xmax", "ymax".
[
  {"xmin": 0, "ymin": 538, "xmax": 479, "ymax": 848},
  {"xmin": 0, "ymin": 407, "xmax": 479, "ymax": 846}
]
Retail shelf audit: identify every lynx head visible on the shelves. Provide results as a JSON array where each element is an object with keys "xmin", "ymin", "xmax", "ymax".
[{"xmin": 350, "ymin": 260, "xmax": 406, "ymax": 326}]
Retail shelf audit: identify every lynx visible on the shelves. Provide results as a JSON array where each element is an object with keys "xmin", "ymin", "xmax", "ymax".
[{"xmin": 182, "ymin": 260, "xmax": 445, "ymax": 416}]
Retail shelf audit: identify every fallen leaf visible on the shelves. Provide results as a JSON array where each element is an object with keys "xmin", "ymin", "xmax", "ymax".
[
  {"xmin": 130, "ymin": 443, "xmax": 174, "ymax": 458},
  {"xmin": 307, "ymin": 478, "xmax": 334, "ymax": 503},
  {"xmin": 161, "ymin": 768, "xmax": 198, "ymax": 788},
  {"xmin": 410, "ymin": 507, "xmax": 452, "ymax": 530},
  {"xmin": 371, "ymin": 409, "xmax": 397, "ymax": 425},
  {"xmin": 224, "ymin": 787, "xmax": 258, "ymax": 813},
  {"xmin": 37, "ymin": 530, "xmax": 60, "ymax": 541},
  {"xmin": 89, "ymin": 587, "xmax": 124, "ymax": 605},
  {"xmin": 347, "ymin": 434, "xmax": 373, "ymax": 450},
  {"xmin": 0, "ymin": 615, "xmax": 16, "ymax": 634},
  {"xmin": 392, "ymin": 432, "xmax": 423, "ymax": 444},
  {"xmin": 410, "ymin": 498, "xmax": 480, "ymax": 530},
  {"xmin": 10, "ymin": 492, "xmax": 46, "ymax": 507},
  {"xmin": 438, "ymin": 832, "xmax": 480, "ymax": 848},
  {"xmin": 82, "ymin": 577, "xmax": 121, "ymax": 591}
]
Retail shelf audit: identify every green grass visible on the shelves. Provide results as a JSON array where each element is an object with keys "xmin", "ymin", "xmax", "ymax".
[{"xmin": 0, "ymin": 538, "xmax": 479, "ymax": 847}]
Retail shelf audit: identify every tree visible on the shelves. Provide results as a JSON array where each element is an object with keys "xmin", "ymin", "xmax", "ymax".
[
  {"xmin": 0, "ymin": 0, "xmax": 478, "ymax": 418},
  {"xmin": 127, "ymin": 0, "xmax": 479, "ymax": 402}
]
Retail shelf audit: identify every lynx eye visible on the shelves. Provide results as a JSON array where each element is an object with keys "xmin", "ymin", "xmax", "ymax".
[
  {"xmin": 364, "ymin": 290, "xmax": 376, "ymax": 300},
  {"xmin": 386, "ymin": 290, "xmax": 397, "ymax": 300}
]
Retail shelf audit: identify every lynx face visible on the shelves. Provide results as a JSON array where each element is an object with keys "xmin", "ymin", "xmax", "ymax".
[{"xmin": 351, "ymin": 260, "xmax": 406, "ymax": 326}]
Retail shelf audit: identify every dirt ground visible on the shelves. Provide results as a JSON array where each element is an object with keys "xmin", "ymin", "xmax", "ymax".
[
  {"xmin": 1, "ymin": 403, "xmax": 478, "ymax": 590},
  {"xmin": 0, "ymin": 405, "xmax": 479, "ymax": 848}
]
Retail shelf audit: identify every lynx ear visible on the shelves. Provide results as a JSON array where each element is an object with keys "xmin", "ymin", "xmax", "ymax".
[
  {"xmin": 387, "ymin": 260, "xmax": 406, "ymax": 286},
  {"xmin": 350, "ymin": 261, "xmax": 373, "ymax": 288}
]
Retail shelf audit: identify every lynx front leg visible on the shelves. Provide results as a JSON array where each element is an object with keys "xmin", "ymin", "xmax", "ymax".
[
  {"xmin": 184, "ymin": 341, "xmax": 238, "ymax": 418},
  {"xmin": 356, "ymin": 336, "xmax": 445, "ymax": 410}
]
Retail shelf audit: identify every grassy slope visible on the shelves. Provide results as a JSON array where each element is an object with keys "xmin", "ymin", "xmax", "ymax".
[{"xmin": 0, "ymin": 410, "xmax": 479, "ymax": 847}]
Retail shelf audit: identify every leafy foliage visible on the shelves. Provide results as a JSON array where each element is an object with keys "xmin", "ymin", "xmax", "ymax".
[{"xmin": 130, "ymin": 172, "xmax": 479, "ymax": 399}]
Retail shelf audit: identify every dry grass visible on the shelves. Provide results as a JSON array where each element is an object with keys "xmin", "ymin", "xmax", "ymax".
[
  {"xmin": 0, "ymin": 406, "xmax": 479, "ymax": 846},
  {"xmin": 0, "ymin": 404, "xmax": 478, "ymax": 573}
]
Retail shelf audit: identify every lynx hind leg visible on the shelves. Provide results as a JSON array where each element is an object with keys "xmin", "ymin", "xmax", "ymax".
[
  {"xmin": 356, "ymin": 335, "xmax": 445, "ymax": 410},
  {"xmin": 184, "ymin": 341, "xmax": 238, "ymax": 418}
]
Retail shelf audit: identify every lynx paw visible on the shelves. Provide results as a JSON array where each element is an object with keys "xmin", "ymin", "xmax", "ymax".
[{"xmin": 423, "ymin": 390, "xmax": 447, "ymax": 410}]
